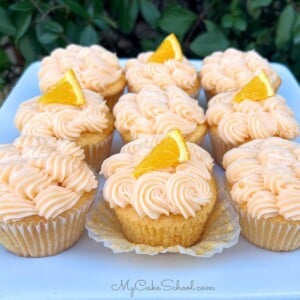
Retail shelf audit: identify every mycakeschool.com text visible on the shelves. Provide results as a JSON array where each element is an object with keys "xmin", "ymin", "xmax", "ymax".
[{"xmin": 111, "ymin": 279, "xmax": 216, "ymax": 298}]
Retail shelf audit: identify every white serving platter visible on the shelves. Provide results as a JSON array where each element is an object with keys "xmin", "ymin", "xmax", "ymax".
[{"xmin": 0, "ymin": 60, "xmax": 299, "ymax": 300}]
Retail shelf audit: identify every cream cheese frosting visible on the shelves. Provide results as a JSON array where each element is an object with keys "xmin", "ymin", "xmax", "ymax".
[
  {"xmin": 125, "ymin": 52, "xmax": 200, "ymax": 94},
  {"xmin": 38, "ymin": 44, "xmax": 124, "ymax": 95},
  {"xmin": 113, "ymin": 85, "xmax": 206, "ymax": 139},
  {"xmin": 0, "ymin": 136, "xmax": 97, "ymax": 222},
  {"xmin": 15, "ymin": 89, "xmax": 110, "ymax": 141},
  {"xmin": 101, "ymin": 135, "xmax": 214, "ymax": 220},
  {"xmin": 224, "ymin": 137, "xmax": 300, "ymax": 221},
  {"xmin": 200, "ymin": 48, "xmax": 280, "ymax": 93},
  {"xmin": 206, "ymin": 92, "xmax": 299, "ymax": 145}
]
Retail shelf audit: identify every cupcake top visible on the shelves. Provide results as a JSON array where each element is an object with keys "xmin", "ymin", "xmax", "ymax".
[
  {"xmin": 15, "ymin": 89, "xmax": 113, "ymax": 141},
  {"xmin": 38, "ymin": 44, "xmax": 124, "ymax": 97},
  {"xmin": 101, "ymin": 135, "xmax": 214, "ymax": 219},
  {"xmin": 125, "ymin": 52, "xmax": 200, "ymax": 95},
  {"xmin": 224, "ymin": 137, "xmax": 300, "ymax": 221},
  {"xmin": 113, "ymin": 85, "xmax": 206, "ymax": 139},
  {"xmin": 200, "ymin": 48, "xmax": 280, "ymax": 94},
  {"xmin": 206, "ymin": 92, "xmax": 299, "ymax": 145},
  {"xmin": 0, "ymin": 136, "xmax": 97, "ymax": 222}
]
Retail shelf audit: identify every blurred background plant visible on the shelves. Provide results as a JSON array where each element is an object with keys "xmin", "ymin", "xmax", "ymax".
[{"xmin": 0, "ymin": 0, "xmax": 299, "ymax": 104}]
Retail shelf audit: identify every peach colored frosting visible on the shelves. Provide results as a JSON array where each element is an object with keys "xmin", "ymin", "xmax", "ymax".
[
  {"xmin": 38, "ymin": 44, "xmax": 123, "ymax": 94},
  {"xmin": 113, "ymin": 85, "xmax": 206, "ymax": 139},
  {"xmin": 206, "ymin": 92, "xmax": 299, "ymax": 145},
  {"xmin": 101, "ymin": 135, "xmax": 214, "ymax": 219},
  {"xmin": 0, "ymin": 136, "xmax": 97, "ymax": 222},
  {"xmin": 125, "ymin": 52, "xmax": 199, "ymax": 94},
  {"xmin": 15, "ymin": 89, "xmax": 110, "ymax": 140},
  {"xmin": 224, "ymin": 137, "xmax": 300, "ymax": 221},
  {"xmin": 200, "ymin": 48, "xmax": 279, "ymax": 93}
]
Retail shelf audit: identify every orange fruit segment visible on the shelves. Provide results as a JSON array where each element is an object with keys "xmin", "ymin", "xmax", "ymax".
[
  {"xmin": 233, "ymin": 70, "xmax": 275, "ymax": 103},
  {"xmin": 148, "ymin": 33, "xmax": 183, "ymax": 64},
  {"xmin": 133, "ymin": 129, "xmax": 190, "ymax": 178},
  {"xmin": 38, "ymin": 69, "xmax": 85, "ymax": 106}
]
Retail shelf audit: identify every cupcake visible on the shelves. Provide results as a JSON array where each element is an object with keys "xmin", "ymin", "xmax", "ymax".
[
  {"xmin": 206, "ymin": 92, "xmax": 299, "ymax": 166},
  {"xmin": 113, "ymin": 85, "xmax": 207, "ymax": 144},
  {"xmin": 125, "ymin": 53, "xmax": 200, "ymax": 98},
  {"xmin": 15, "ymin": 89, "xmax": 114, "ymax": 171},
  {"xmin": 0, "ymin": 136, "xmax": 98, "ymax": 257},
  {"xmin": 101, "ymin": 134, "xmax": 216, "ymax": 247},
  {"xmin": 200, "ymin": 48, "xmax": 281, "ymax": 100},
  {"xmin": 38, "ymin": 44, "xmax": 126, "ymax": 110},
  {"xmin": 223, "ymin": 137, "xmax": 300, "ymax": 251}
]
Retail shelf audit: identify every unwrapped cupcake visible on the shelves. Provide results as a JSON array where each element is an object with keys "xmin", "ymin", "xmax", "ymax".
[
  {"xmin": 0, "ymin": 136, "xmax": 98, "ymax": 257},
  {"xmin": 223, "ymin": 137, "xmax": 300, "ymax": 251},
  {"xmin": 113, "ymin": 85, "xmax": 207, "ymax": 144},
  {"xmin": 125, "ymin": 34, "xmax": 201, "ymax": 98},
  {"xmin": 38, "ymin": 44, "xmax": 126, "ymax": 110},
  {"xmin": 200, "ymin": 48, "xmax": 280, "ymax": 100},
  {"xmin": 206, "ymin": 91, "xmax": 299, "ymax": 165},
  {"xmin": 101, "ymin": 131, "xmax": 217, "ymax": 247},
  {"xmin": 15, "ymin": 87, "xmax": 114, "ymax": 172}
]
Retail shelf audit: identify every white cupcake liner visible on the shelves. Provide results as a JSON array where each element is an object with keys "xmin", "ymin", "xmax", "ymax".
[
  {"xmin": 0, "ymin": 195, "xmax": 94, "ymax": 257},
  {"xmin": 85, "ymin": 169, "xmax": 240, "ymax": 257},
  {"xmin": 82, "ymin": 133, "xmax": 113, "ymax": 172}
]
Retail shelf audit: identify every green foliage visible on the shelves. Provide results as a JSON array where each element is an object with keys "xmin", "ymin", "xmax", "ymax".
[{"xmin": 0, "ymin": 0, "xmax": 299, "ymax": 103}]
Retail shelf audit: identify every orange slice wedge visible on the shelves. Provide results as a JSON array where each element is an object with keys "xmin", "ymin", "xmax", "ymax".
[
  {"xmin": 233, "ymin": 70, "xmax": 275, "ymax": 103},
  {"xmin": 148, "ymin": 33, "xmax": 183, "ymax": 64},
  {"xmin": 38, "ymin": 69, "xmax": 85, "ymax": 106},
  {"xmin": 133, "ymin": 129, "xmax": 190, "ymax": 178}
]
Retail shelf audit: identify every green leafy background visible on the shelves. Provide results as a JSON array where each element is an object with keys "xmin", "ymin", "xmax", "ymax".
[{"xmin": 0, "ymin": 0, "xmax": 299, "ymax": 104}]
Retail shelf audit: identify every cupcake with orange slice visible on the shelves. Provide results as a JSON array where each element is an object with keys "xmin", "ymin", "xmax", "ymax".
[
  {"xmin": 125, "ymin": 34, "xmax": 201, "ymax": 99},
  {"xmin": 15, "ymin": 69, "xmax": 114, "ymax": 171},
  {"xmin": 206, "ymin": 71, "xmax": 299, "ymax": 166},
  {"xmin": 38, "ymin": 44, "xmax": 126, "ymax": 110},
  {"xmin": 200, "ymin": 48, "xmax": 281, "ymax": 101},
  {"xmin": 101, "ymin": 129, "xmax": 217, "ymax": 247},
  {"xmin": 113, "ymin": 85, "xmax": 207, "ymax": 144},
  {"xmin": 0, "ymin": 135, "xmax": 97, "ymax": 257}
]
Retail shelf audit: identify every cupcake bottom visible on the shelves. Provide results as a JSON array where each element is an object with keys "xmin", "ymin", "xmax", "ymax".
[
  {"xmin": 77, "ymin": 114, "xmax": 114, "ymax": 172},
  {"xmin": 120, "ymin": 123, "xmax": 208, "ymax": 145},
  {"xmin": 101, "ymin": 75, "xmax": 127, "ymax": 111},
  {"xmin": 234, "ymin": 203, "xmax": 300, "ymax": 251},
  {"xmin": 0, "ymin": 190, "xmax": 96, "ymax": 257},
  {"xmin": 78, "ymin": 132, "xmax": 113, "ymax": 172},
  {"xmin": 209, "ymin": 127, "xmax": 240, "ymax": 167},
  {"xmin": 114, "ymin": 179, "xmax": 217, "ymax": 247}
]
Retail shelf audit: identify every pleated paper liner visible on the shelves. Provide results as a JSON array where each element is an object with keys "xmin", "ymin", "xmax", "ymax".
[
  {"xmin": 85, "ymin": 169, "xmax": 241, "ymax": 257},
  {"xmin": 0, "ymin": 190, "xmax": 96, "ymax": 257},
  {"xmin": 219, "ymin": 171, "xmax": 300, "ymax": 252}
]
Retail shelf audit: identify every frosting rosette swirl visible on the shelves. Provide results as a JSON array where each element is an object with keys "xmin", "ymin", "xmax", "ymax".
[
  {"xmin": 200, "ymin": 48, "xmax": 280, "ymax": 94},
  {"xmin": 38, "ymin": 44, "xmax": 124, "ymax": 97},
  {"xmin": 101, "ymin": 135, "xmax": 214, "ymax": 219},
  {"xmin": 113, "ymin": 85, "xmax": 206, "ymax": 139},
  {"xmin": 125, "ymin": 52, "xmax": 200, "ymax": 95},
  {"xmin": 206, "ymin": 91, "xmax": 299, "ymax": 145},
  {"xmin": 15, "ymin": 89, "xmax": 111, "ymax": 141},
  {"xmin": 0, "ymin": 136, "xmax": 97, "ymax": 222},
  {"xmin": 225, "ymin": 137, "xmax": 300, "ymax": 220}
]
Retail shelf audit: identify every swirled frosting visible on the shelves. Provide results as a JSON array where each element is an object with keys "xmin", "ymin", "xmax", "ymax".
[
  {"xmin": 38, "ymin": 44, "xmax": 124, "ymax": 96},
  {"xmin": 206, "ymin": 92, "xmax": 299, "ymax": 145},
  {"xmin": 125, "ymin": 52, "xmax": 200, "ymax": 95},
  {"xmin": 224, "ymin": 137, "xmax": 300, "ymax": 220},
  {"xmin": 15, "ymin": 89, "xmax": 112, "ymax": 140},
  {"xmin": 113, "ymin": 85, "xmax": 206, "ymax": 139},
  {"xmin": 101, "ymin": 135, "xmax": 214, "ymax": 219},
  {"xmin": 200, "ymin": 48, "xmax": 280, "ymax": 93},
  {"xmin": 0, "ymin": 136, "xmax": 97, "ymax": 222}
]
